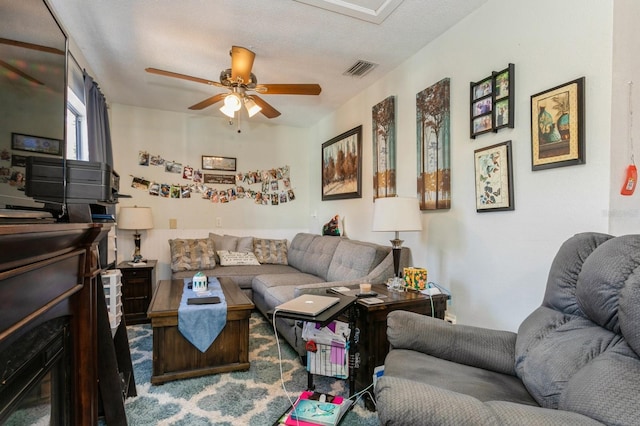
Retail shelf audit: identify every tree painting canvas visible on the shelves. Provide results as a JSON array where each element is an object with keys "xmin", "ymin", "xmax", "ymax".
[
  {"xmin": 372, "ymin": 96, "xmax": 396, "ymax": 200},
  {"xmin": 416, "ymin": 78, "xmax": 451, "ymax": 210},
  {"xmin": 321, "ymin": 126, "xmax": 362, "ymax": 200}
]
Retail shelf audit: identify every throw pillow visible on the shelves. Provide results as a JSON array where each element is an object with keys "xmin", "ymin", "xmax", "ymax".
[
  {"xmin": 169, "ymin": 238, "xmax": 216, "ymax": 272},
  {"xmin": 253, "ymin": 238, "xmax": 288, "ymax": 264},
  {"xmin": 209, "ymin": 233, "xmax": 238, "ymax": 251},
  {"xmin": 217, "ymin": 250, "xmax": 261, "ymax": 266},
  {"xmin": 236, "ymin": 236, "xmax": 254, "ymax": 253}
]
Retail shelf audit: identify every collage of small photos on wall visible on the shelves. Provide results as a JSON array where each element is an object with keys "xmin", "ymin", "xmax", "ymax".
[{"xmin": 129, "ymin": 151, "xmax": 295, "ymax": 206}]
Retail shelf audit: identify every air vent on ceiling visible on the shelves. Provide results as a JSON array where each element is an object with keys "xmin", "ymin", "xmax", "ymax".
[{"xmin": 343, "ymin": 60, "xmax": 378, "ymax": 78}]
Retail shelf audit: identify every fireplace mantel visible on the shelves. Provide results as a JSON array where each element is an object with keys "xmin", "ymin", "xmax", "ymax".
[{"xmin": 0, "ymin": 223, "xmax": 110, "ymax": 425}]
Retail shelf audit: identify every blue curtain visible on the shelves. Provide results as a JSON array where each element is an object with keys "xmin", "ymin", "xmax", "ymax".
[{"xmin": 83, "ymin": 70, "xmax": 113, "ymax": 167}]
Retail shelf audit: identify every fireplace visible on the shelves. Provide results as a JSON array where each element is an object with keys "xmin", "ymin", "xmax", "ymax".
[
  {"xmin": 0, "ymin": 316, "xmax": 71, "ymax": 425},
  {"xmin": 0, "ymin": 223, "xmax": 110, "ymax": 425}
]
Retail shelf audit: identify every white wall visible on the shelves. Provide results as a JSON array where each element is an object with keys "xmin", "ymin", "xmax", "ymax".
[
  {"xmin": 111, "ymin": 104, "xmax": 312, "ymax": 279},
  {"xmin": 609, "ymin": 0, "xmax": 640, "ymax": 235},
  {"xmin": 308, "ymin": 0, "xmax": 614, "ymax": 331}
]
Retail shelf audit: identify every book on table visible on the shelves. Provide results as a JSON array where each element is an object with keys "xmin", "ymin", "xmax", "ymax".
[
  {"xmin": 276, "ymin": 391, "xmax": 353, "ymax": 426},
  {"xmin": 289, "ymin": 399, "xmax": 340, "ymax": 426}
]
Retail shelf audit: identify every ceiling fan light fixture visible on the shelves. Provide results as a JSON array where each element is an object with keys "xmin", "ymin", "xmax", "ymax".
[
  {"xmin": 219, "ymin": 103, "xmax": 236, "ymax": 118},
  {"xmin": 223, "ymin": 93, "xmax": 242, "ymax": 111},
  {"xmin": 244, "ymin": 97, "xmax": 262, "ymax": 117}
]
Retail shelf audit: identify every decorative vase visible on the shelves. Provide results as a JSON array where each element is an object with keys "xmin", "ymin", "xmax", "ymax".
[
  {"xmin": 557, "ymin": 113, "xmax": 570, "ymax": 140},
  {"xmin": 538, "ymin": 106, "xmax": 554, "ymax": 144}
]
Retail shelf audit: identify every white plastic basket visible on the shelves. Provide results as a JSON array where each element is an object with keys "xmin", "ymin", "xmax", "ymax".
[
  {"xmin": 303, "ymin": 320, "xmax": 350, "ymax": 379},
  {"xmin": 101, "ymin": 270, "xmax": 122, "ymax": 331},
  {"xmin": 307, "ymin": 342, "xmax": 348, "ymax": 379}
]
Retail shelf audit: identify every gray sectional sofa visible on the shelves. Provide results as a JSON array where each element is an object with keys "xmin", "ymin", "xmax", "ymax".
[{"xmin": 170, "ymin": 232, "xmax": 405, "ymax": 355}]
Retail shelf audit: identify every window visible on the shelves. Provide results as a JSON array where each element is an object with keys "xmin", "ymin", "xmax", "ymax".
[
  {"xmin": 66, "ymin": 87, "xmax": 87, "ymax": 160},
  {"xmin": 66, "ymin": 54, "xmax": 87, "ymax": 160}
]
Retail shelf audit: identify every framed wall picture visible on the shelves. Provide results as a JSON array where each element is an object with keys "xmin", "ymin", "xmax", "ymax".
[
  {"xmin": 493, "ymin": 64, "xmax": 514, "ymax": 130},
  {"xmin": 322, "ymin": 125, "xmax": 362, "ymax": 201},
  {"xmin": 470, "ymin": 77, "xmax": 494, "ymax": 138},
  {"xmin": 417, "ymin": 77, "xmax": 451, "ymax": 210},
  {"xmin": 474, "ymin": 140, "xmax": 514, "ymax": 212},
  {"xmin": 530, "ymin": 77, "xmax": 585, "ymax": 170},
  {"xmin": 11, "ymin": 154, "xmax": 27, "ymax": 167},
  {"xmin": 11, "ymin": 133, "xmax": 63, "ymax": 156},
  {"xmin": 372, "ymin": 96, "xmax": 396, "ymax": 200},
  {"xmin": 202, "ymin": 155, "xmax": 237, "ymax": 171},
  {"xmin": 470, "ymin": 63, "xmax": 515, "ymax": 138},
  {"xmin": 203, "ymin": 173, "xmax": 236, "ymax": 184}
]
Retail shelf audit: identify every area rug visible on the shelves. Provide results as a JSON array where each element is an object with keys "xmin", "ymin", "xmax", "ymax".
[{"xmin": 124, "ymin": 312, "xmax": 379, "ymax": 425}]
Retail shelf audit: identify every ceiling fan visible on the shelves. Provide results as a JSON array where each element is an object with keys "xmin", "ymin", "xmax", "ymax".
[
  {"xmin": 0, "ymin": 37, "xmax": 65, "ymax": 85},
  {"xmin": 146, "ymin": 46, "xmax": 321, "ymax": 119}
]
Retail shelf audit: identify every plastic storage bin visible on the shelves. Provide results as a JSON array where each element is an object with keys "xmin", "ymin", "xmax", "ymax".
[{"xmin": 101, "ymin": 269, "xmax": 123, "ymax": 335}]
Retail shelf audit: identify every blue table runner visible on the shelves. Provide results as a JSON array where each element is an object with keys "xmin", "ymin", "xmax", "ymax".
[{"xmin": 178, "ymin": 277, "xmax": 227, "ymax": 352}]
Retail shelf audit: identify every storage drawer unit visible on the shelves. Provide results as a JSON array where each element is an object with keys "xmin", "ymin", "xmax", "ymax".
[{"xmin": 116, "ymin": 260, "xmax": 156, "ymax": 324}]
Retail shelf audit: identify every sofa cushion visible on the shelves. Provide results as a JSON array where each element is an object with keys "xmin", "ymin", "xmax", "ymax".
[
  {"xmin": 217, "ymin": 250, "xmax": 261, "ymax": 266},
  {"xmin": 253, "ymin": 238, "xmax": 288, "ymax": 264},
  {"xmin": 326, "ymin": 240, "xmax": 377, "ymax": 282},
  {"xmin": 172, "ymin": 264, "xmax": 298, "ymax": 288},
  {"xmin": 253, "ymin": 272, "xmax": 326, "ymax": 295},
  {"xmin": 209, "ymin": 233, "xmax": 254, "ymax": 262},
  {"xmin": 209, "ymin": 233, "xmax": 238, "ymax": 251},
  {"xmin": 168, "ymin": 238, "xmax": 216, "ymax": 272},
  {"xmin": 297, "ymin": 235, "xmax": 342, "ymax": 280},
  {"xmin": 236, "ymin": 236, "xmax": 254, "ymax": 253},
  {"xmin": 287, "ymin": 233, "xmax": 317, "ymax": 269},
  {"xmin": 542, "ymin": 232, "xmax": 612, "ymax": 317},
  {"xmin": 384, "ymin": 349, "xmax": 537, "ymax": 405},
  {"xmin": 255, "ymin": 280, "xmax": 299, "ymax": 308}
]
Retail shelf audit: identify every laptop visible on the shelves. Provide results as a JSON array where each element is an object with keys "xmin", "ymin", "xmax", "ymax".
[{"xmin": 275, "ymin": 294, "xmax": 341, "ymax": 317}]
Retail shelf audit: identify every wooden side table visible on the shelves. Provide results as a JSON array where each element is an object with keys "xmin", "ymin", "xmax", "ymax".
[
  {"xmin": 117, "ymin": 260, "xmax": 157, "ymax": 324},
  {"xmin": 351, "ymin": 285, "xmax": 448, "ymax": 395}
]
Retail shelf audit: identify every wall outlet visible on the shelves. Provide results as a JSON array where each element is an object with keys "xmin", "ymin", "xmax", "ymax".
[
  {"xmin": 216, "ymin": 217, "xmax": 222, "ymax": 227},
  {"xmin": 169, "ymin": 218, "xmax": 177, "ymax": 229},
  {"xmin": 444, "ymin": 312, "xmax": 457, "ymax": 324}
]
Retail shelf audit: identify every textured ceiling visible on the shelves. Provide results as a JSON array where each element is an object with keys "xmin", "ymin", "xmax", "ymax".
[{"xmin": 47, "ymin": 0, "xmax": 487, "ymax": 127}]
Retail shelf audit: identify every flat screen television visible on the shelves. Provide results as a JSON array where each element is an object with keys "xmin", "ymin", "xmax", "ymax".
[{"xmin": 0, "ymin": 0, "xmax": 68, "ymax": 216}]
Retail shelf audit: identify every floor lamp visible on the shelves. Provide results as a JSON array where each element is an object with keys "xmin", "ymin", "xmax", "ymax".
[
  {"xmin": 118, "ymin": 206, "xmax": 154, "ymax": 262},
  {"xmin": 372, "ymin": 197, "xmax": 422, "ymax": 290}
]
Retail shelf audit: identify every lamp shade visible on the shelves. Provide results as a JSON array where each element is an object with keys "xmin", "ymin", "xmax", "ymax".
[
  {"xmin": 118, "ymin": 206, "xmax": 154, "ymax": 230},
  {"xmin": 244, "ymin": 97, "xmax": 262, "ymax": 117},
  {"xmin": 372, "ymin": 197, "xmax": 422, "ymax": 232}
]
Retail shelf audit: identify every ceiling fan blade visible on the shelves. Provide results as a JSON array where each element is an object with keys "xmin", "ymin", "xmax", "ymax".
[
  {"xmin": 0, "ymin": 59, "xmax": 44, "ymax": 85},
  {"xmin": 188, "ymin": 93, "xmax": 227, "ymax": 110},
  {"xmin": 257, "ymin": 84, "xmax": 321, "ymax": 95},
  {"xmin": 230, "ymin": 46, "xmax": 255, "ymax": 85},
  {"xmin": 0, "ymin": 37, "xmax": 64, "ymax": 55},
  {"xmin": 251, "ymin": 95, "xmax": 281, "ymax": 118},
  {"xmin": 145, "ymin": 67, "xmax": 223, "ymax": 87}
]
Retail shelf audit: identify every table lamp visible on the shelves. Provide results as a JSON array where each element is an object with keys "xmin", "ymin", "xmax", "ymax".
[
  {"xmin": 372, "ymin": 196, "xmax": 422, "ymax": 289},
  {"xmin": 118, "ymin": 206, "xmax": 153, "ymax": 261}
]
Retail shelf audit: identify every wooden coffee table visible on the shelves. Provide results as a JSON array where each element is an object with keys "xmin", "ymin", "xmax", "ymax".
[{"xmin": 147, "ymin": 277, "xmax": 254, "ymax": 384}]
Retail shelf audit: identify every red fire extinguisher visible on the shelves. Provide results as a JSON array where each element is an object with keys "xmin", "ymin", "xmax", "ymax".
[
  {"xmin": 622, "ymin": 82, "xmax": 637, "ymax": 196},
  {"xmin": 621, "ymin": 163, "xmax": 637, "ymax": 196}
]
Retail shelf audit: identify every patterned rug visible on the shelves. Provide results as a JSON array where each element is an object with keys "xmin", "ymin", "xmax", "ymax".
[{"xmin": 124, "ymin": 312, "xmax": 380, "ymax": 425}]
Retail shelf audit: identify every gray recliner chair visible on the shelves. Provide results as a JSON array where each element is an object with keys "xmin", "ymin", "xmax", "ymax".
[{"xmin": 375, "ymin": 232, "xmax": 640, "ymax": 425}]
